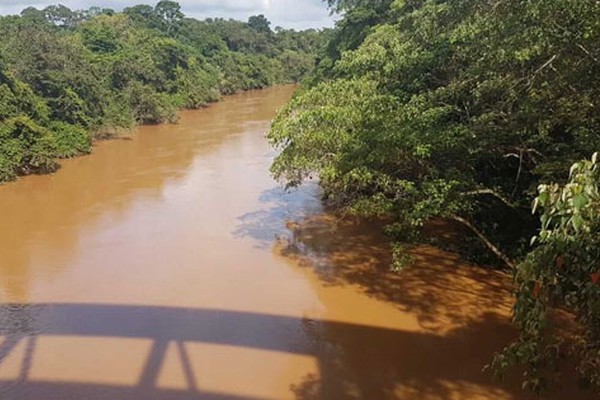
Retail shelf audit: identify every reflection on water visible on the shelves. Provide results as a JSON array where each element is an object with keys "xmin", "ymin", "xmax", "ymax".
[
  {"xmin": 233, "ymin": 183, "xmax": 322, "ymax": 248},
  {"xmin": 0, "ymin": 86, "xmax": 595, "ymax": 399}
]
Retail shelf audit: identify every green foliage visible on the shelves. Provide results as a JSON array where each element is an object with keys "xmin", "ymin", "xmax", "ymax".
[
  {"xmin": 173, "ymin": 61, "xmax": 220, "ymax": 108},
  {"xmin": 48, "ymin": 87, "xmax": 91, "ymax": 127},
  {"xmin": 0, "ymin": 2, "xmax": 327, "ymax": 184},
  {"xmin": 277, "ymin": 50, "xmax": 316, "ymax": 83},
  {"xmin": 270, "ymin": 0, "xmax": 600, "ymax": 392},
  {"xmin": 155, "ymin": 0, "xmax": 183, "ymax": 35},
  {"xmin": 490, "ymin": 154, "xmax": 600, "ymax": 393},
  {"xmin": 43, "ymin": 4, "xmax": 83, "ymax": 28},
  {"xmin": 0, "ymin": 117, "xmax": 57, "ymax": 181},
  {"xmin": 0, "ymin": 78, "xmax": 49, "ymax": 122},
  {"xmin": 123, "ymin": 5, "xmax": 164, "ymax": 30},
  {"xmin": 248, "ymin": 15, "xmax": 271, "ymax": 34},
  {"xmin": 125, "ymin": 81, "xmax": 178, "ymax": 124},
  {"xmin": 49, "ymin": 121, "xmax": 91, "ymax": 158},
  {"xmin": 215, "ymin": 52, "xmax": 277, "ymax": 94},
  {"xmin": 80, "ymin": 18, "xmax": 120, "ymax": 53},
  {"xmin": 270, "ymin": 0, "xmax": 600, "ymax": 259}
]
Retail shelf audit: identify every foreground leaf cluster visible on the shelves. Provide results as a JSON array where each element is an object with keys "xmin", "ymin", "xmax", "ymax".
[{"xmin": 491, "ymin": 154, "xmax": 600, "ymax": 392}]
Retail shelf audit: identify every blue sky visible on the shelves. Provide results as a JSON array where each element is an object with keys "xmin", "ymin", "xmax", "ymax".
[{"xmin": 0, "ymin": 0, "xmax": 337, "ymax": 29}]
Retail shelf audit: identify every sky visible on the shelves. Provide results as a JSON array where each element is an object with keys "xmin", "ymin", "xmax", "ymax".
[{"xmin": 0, "ymin": 0, "xmax": 337, "ymax": 30}]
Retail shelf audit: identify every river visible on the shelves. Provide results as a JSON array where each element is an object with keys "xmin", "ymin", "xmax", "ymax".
[{"xmin": 0, "ymin": 86, "xmax": 593, "ymax": 399}]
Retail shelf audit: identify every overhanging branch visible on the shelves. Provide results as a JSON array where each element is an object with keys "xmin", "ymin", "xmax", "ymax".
[
  {"xmin": 451, "ymin": 215, "xmax": 516, "ymax": 270},
  {"xmin": 463, "ymin": 189, "xmax": 514, "ymax": 208}
]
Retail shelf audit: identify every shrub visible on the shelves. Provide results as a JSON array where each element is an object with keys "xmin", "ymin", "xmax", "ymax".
[
  {"xmin": 49, "ymin": 121, "xmax": 92, "ymax": 158},
  {"xmin": 0, "ymin": 116, "xmax": 57, "ymax": 182}
]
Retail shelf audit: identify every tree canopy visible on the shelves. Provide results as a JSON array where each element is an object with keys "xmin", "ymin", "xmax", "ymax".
[
  {"xmin": 268, "ymin": 0, "xmax": 600, "ymax": 392},
  {"xmin": 0, "ymin": 2, "xmax": 328, "ymax": 184}
]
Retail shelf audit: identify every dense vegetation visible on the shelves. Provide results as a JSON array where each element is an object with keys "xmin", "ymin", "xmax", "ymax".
[
  {"xmin": 268, "ymin": 0, "xmax": 600, "ymax": 393},
  {"xmin": 489, "ymin": 155, "xmax": 600, "ymax": 392},
  {"xmin": 0, "ymin": 1, "xmax": 326, "ymax": 183}
]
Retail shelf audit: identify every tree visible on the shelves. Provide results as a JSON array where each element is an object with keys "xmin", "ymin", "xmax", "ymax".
[
  {"xmin": 248, "ymin": 14, "xmax": 271, "ymax": 34},
  {"xmin": 268, "ymin": 0, "xmax": 600, "ymax": 392},
  {"xmin": 43, "ymin": 5, "xmax": 82, "ymax": 28},
  {"xmin": 0, "ymin": 116, "xmax": 57, "ymax": 180},
  {"xmin": 123, "ymin": 5, "xmax": 162, "ymax": 29},
  {"xmin": 80, "ymin": 17, "xmax": 120, "ymax": 54},
  {"xmin": 20, "ymin": 7, "xmax": 47, "ymax": 25},
  {"xmin": 155, "ymin": 0, "xmax": 183, "ymax": 35},
  {"xmin": 269, "ymin": 0, "xmax": 600, "ymax": 268},
  {"xmin": 84, "ymin": 7, "xmax": 116, "ymax": 19},
  {"xmin": 325, "ymin": 0, "xmax": 392, "ymax": 13}
]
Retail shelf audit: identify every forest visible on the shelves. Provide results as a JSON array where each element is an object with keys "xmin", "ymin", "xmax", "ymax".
[
  {"xmin": 0, "ymin": 1, "xmax": 327, "ymax": 183},
  {"xmin": 268, "ymin": 0, "xmax": 600, "ymax": 394}
]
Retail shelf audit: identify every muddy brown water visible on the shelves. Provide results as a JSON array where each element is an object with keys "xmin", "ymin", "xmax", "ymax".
[{"xmin": 0, "ymin": 86, "xmax": 594, "ymax": 399}]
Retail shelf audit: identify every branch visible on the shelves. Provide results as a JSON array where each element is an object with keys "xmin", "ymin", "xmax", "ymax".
[
  {"xmin": 463, "ymin": 189, "xmax": 514, "ymax": 208},
  {"xmin": 533, "ymin": 54, "xmax": 558, "ymax": 77},
  {"xmin": 451, "ymin": 215, "xmax": 516, "ymax": 270},
  {"xmin": 526, "ymin": 54, "xmax": 558, "ymax": 89},
  {"xmin": 576, "ymin": 43, "xmax": 600, "ymax": 64},
  {"xmin": 510, "ymin": 148, "xmax": 524, "ymax": 199}
]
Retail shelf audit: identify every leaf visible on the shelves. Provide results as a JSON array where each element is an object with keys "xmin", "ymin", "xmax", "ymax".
[
  {"xmin": 571, "ymin": 214, "xmax": 584, "ymax": 232},
  {"xmin": 532, "ymin": 198, "xmax": 539, "ymax": 214},
  {"xmin": 592, "ymin": 272, "xmax": 599, "ymax": 286},
  {"xmin": 572, "ymin": 194, "xmax": 588, "ymax": 209},
  {"xmin": 537, "ymin": 191, "xmax": 549, "ymax": 206},
  {"xmin": 569, "ymin": 162, "xmax": 580, "ymax": 178},
  {"xmin": 556, "ymin": 256, "xmax": 565, "ymax": 269}
]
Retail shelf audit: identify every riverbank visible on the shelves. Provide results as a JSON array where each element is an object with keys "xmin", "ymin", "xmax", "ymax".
[
  {"xmin": 0, "ymin": 6, "xmax": 325, "ymax": 185},
  {"xmin": 0, "ymin": 84, "xmax": 298, "ymax": 187}
]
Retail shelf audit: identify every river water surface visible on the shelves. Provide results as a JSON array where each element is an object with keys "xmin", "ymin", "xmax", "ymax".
[{"xmin": 0, "ymin": 86, "xmax": 594, "ymax": 399}]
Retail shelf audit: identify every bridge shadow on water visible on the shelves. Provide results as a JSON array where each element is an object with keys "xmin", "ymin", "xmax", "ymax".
[
  {"xmin": 0, "ymin": 302, "xmax": 551, "ymax": 400},
  {"xmin": 0, "ymin": 189, "xmax": 591, "ymax": 399}
]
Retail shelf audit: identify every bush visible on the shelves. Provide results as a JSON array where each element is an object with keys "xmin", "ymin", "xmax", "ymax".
[
  {"xmin": 0, "ymin": 116, "xmax": 57, "ymax": 181},
  {"xmin": 125, "ymin": 81, "xmax": 178, "ymax": 124},
  {"xmin": 49, "ymin": 121, "xmax": 92, "ymax": 158}
]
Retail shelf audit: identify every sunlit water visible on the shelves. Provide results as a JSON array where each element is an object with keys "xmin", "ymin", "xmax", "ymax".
[{"xmin": 0, "ymin": 86, "xmax": 593, "ymax": 399}]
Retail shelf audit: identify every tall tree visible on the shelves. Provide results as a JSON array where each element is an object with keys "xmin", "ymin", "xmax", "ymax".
[
  {"xmin": 155, "ymin": 0, "xmax": 183, "ymax": 35},
  {"xmin": 248, "ymin": 14, "xmax": 271, "ymax": 34},
  {"xmin": 43, "ymin": 5, "xmax": 82, "ymax": 28}
]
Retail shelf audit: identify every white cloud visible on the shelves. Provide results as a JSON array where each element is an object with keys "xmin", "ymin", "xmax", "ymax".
[{"xmin": 0, "ymin": 0, "xmax": 336, "ymax": 29}]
